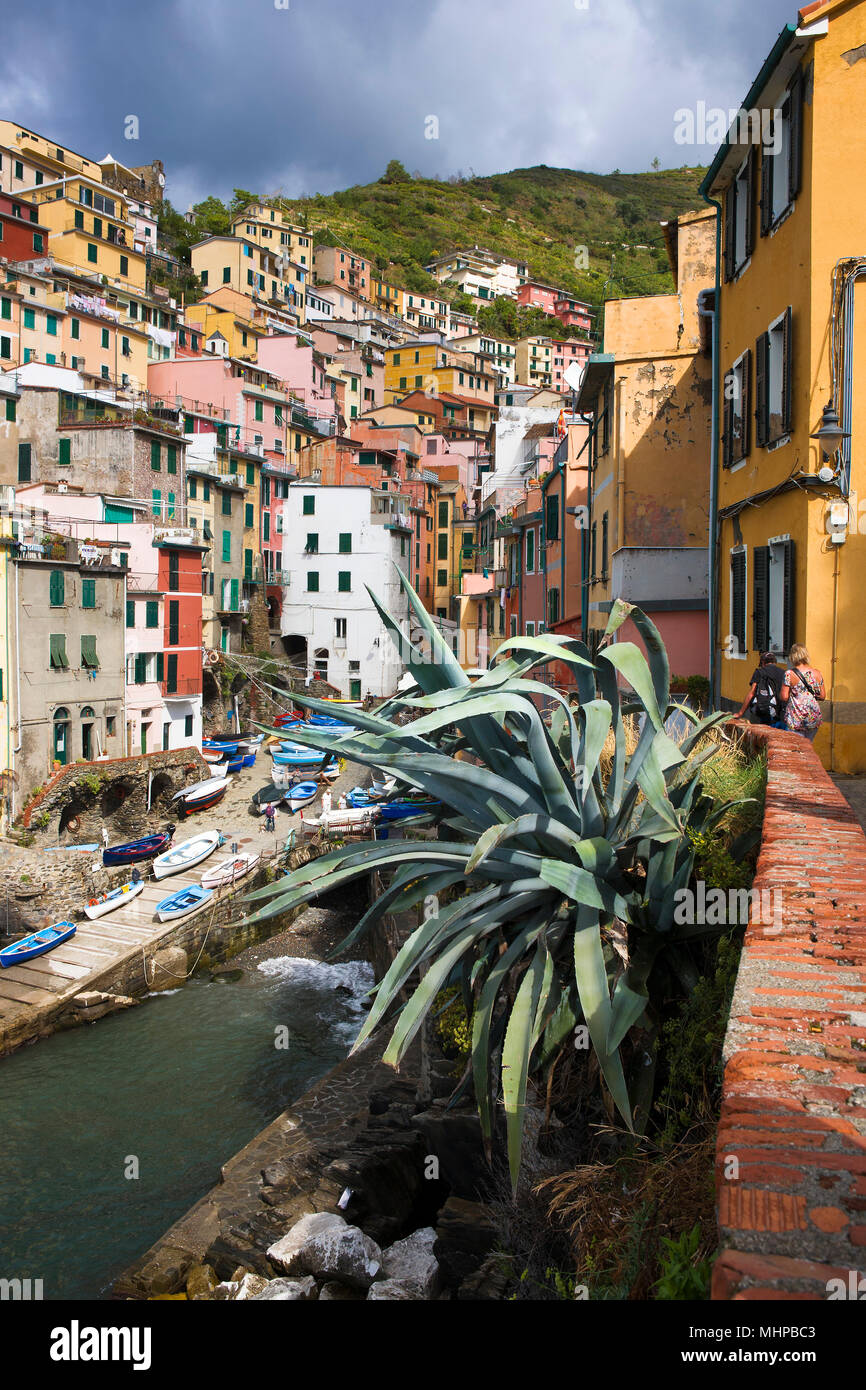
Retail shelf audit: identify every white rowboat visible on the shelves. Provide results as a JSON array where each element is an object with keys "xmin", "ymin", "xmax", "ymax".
[
  {"xmin": 200, "ymin": 852, "xmax": 261, "ymax": 890},
  {"xmin": 83, "ymin": 879, "xmax": 145, "ymax": 920},
  {"xmin": 152, "ymin": 831, "xmax": 222, "ymax": 880}
]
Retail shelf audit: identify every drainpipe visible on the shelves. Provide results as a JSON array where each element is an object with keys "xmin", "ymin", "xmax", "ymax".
[
  {"xmin": 701, "ymin": 196, "xmax": 723, "ymax": 709},
  {"xmin": 579, "ymin": 412, "xmax": 596, "ymax": 638},
  {"xmin": 12, "ymin": 558, "xmax": 21, "ymax": 823}
]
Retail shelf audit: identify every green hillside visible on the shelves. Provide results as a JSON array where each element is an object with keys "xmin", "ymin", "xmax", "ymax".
[{"xmin": 159, "ymin": 162, "xmax": 709, "ymax": 323}]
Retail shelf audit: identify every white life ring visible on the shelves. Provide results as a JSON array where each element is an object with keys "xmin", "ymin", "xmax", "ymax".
[{"xmin": 204, "ymin": 649, "xmax": 220, "ymax": 667}]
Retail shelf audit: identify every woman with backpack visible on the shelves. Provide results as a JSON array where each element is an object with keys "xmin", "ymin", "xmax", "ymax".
[
  {"xmin": 782, "ymin": 645, "xmax": 826, "ymax": 741},
  {"xmin": 736, "ymin": 651, "xmax": 786, "ymax": 727}
]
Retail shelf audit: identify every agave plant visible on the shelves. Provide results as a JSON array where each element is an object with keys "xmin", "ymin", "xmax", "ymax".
[{"xmin": 245, "ymin": 571, "xmax": 741, "ymax": 1187}]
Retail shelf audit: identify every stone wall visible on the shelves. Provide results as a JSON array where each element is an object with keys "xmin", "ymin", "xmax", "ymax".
[
  {"xmin": 712, "ymin": 724, "xmax": 866, "ymax": 1299},
  {"xmin": 16, "ymin": 746, "xmax": 210, "ymax": 841}
]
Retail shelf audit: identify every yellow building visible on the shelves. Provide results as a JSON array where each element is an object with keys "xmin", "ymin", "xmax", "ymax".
[
  {"xmin": 191, "ymin": 236, "xmax": 305, "ymax": 321},
  {"xmin": 230, "ymin": 202, "xmax": 313, "ymax": 270},
  {"xmin": 28, "ymin": 177, "xmax": 146, "ymax": 289},
  {"xmin": 0, "ymin": 121, "xmax": 103, "ymax": 196},
  {"xmin": 183, "ymin": 297, "xmax": 265, "ymax": 360},
  {"xmin": 575, "ymin": 209, "xmax": 715, "ymax": 668},
  {"xmin": 384, "ymin": 342, "xmax": 495, "ymax": 408},
  {"xmin": 703, "ymin": 0, "xmax": 866, "ymax": 770}
]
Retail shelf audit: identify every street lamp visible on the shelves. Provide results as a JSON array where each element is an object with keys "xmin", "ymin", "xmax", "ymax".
[{"xmin": 811, "ymin": 401, "xmax": 849, "ymax": 461}]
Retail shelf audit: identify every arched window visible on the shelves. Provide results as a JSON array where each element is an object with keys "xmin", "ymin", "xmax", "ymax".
[
  {"xmin": 80, "ymin": 706, "xmax": 95, "ymax": 718},
  {"xmin": 53, "ymin": 708, "xmax": 70, "ymax": 766}
]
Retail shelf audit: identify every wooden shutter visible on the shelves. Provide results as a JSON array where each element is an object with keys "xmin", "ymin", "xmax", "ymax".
[
  {"xmin": 781, "ymin": 307, "xmax": 794, "ymax": 436},
  {"xmin": 81, "ymin": 635, "xmax": 99, "ymax": 669},
  {"xmin": 723, "ymin": 188, "xmax": 736, "ymax": 282},
  {"xmin": 167, "ymin": 654, "xmax": 178, "ymax": 693},
  {"xmin": 126, "ymin": 599, "xmax": 134, "ymax": 628},
  {"xmin": 788, "ymin": 69, "xmax": 804, "ymax": 204},
  {"xmin": 744, "ymin": 150, "xmax": 756, "ymax": 259},
  {"xmin": 134, "ymin": 652, "xmax": 146, "ymax": 684},
  {"xmin": 760, "ymin": 145, "xmax": 773, "ymax": 236},
  {"xmin": 755, "ymin": 332, "xmax": 769, "ymax": 447},
  {"xmin": 168, "ymin": 601, "xmax": 179, "ymax": 646},
  {"xmin": 723, "ymin": 373, "xmax": 734, "ymax": 468},
  {"xmin": 740, "ymin": 348, "xmax": 752, "ymax": 459},
  {"xmin": 782, "ymin": 539, "xmax": 796, "ymax": 655},
  {"xmin": 18, "ymin": 442, "xmax": 31, "ymax": 482},
  {"xmin": 753, "ymin": 546, "xmax": 769, "ymax": 652},
  {"xmin": 230, "ymin": 578, "xmax": 239, "ymax": 610},
  {"xmin": 731, "ymin": 551, "xmax": 746, "ymax": 656},
  {"xmin": 156, "ymin": 653, "xmax": 164, "ymax": 682},
  {"xmin": 49, "ymin": 570, "xmax": 65, "ymax": 606}
]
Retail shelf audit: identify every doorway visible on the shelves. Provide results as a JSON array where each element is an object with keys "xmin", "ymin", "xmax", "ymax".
[
  {"xmin": 141, "ymin": 723, "xmax": 150, "ymax": 755},
  {"xmin": 81, "ymin": 706, "xmax": 95, "ymax": 762},
  {"xmin": 53, "ymin": 708, "xmax": 70, "ymax": 767}
]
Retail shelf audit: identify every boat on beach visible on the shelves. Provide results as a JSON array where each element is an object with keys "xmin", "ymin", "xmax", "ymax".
[
  {"xmin": 172, "ymin": 777, "xmax": 230, "ymax": 815},
  {"xmin": 84, "ymin": 880, "xmax": 145, "ymax": 920},
  {"xmin": 155, "ymin": 883, "xmax": 214, "ymax": 923},
  {"xmin": 251, "ymin": 782, "xmax": 290, "ymax": 813},
  {"xmin": 201, "ymin": 852, "xmax": 261, "ymax": 890},
  {"xmin": 103, "ymin": 830, "xmax": 174, "ymax": 867},
  {"xmin": 285, "ymin": 780, "xmax": 318, "ymax": 812},
  {"xmin": 152, "ymin": 831, "xmax": 223, "ymax": 880},
  {"xmin": 1, "ymin": 921, "xmax": 76, "ymax": 967},
  {"xmin": 301, "ymin": 805, "xmax": 379, "ymax": 831}
]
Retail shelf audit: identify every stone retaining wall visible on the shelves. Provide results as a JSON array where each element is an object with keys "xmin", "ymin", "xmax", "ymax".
[{"xmin": 713, "ymin": 725, "xmax": 866, "ymax": 1300}]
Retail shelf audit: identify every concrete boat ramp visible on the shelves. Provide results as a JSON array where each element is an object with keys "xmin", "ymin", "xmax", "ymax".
[{"xmin": 0, "ymin": 831, "xmax": 279, "ymax": 1056}]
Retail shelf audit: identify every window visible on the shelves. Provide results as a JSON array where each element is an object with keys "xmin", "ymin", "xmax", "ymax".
[
  {"xmin": 0, "ymin": 338, "xmax": 10, "ymax": 360},
  {"xmin": 150, "ymin": 440, "xmax": 160, "ymax": 470},
  {"xmin": 526, "ymin": 622, "xmax": 535, "ymax": 638},
  {"xmin": 101, "ymin": 327, "xmax": 110, "ymax": 350},
  {"xmin": 307, "ymin": 571, "xmax": 319, "ymax": 592},
  {"xmin": 126, "ymin": 599, "xmax": 135, "ymax": 628},
  {"xmin": 166, "ymin": 446, "xmax": 177, "ymax": 475},
  {"xmin": 245, "ymin": 503, "xmax": 254, "ymax": 528},
  {"xmin": 303, "ymin": 495, "xmax": 315, "ymax": 515},
  {"xmin": 305, "ymin": 532, "xmax": 318, "ymax": 553},
  {"xmin": 223, "ymin": 266, "xmax": 231, "ymax": 283},
  {"xmin": 58, "ymin": 437, "xmax": 71, "ymax": 466},
  {"xmin": 152, "ymin": 488, "xmax": 161, "ymax": 517},
  {"xmin": 50, "ymin": 634, "xmax": 69, "ymax": 669},
  {"xmin": 222, "ymin": 492, "xmax": 232, "ymax": 516},
  {"xmin": 184, "ymin": 714, "xmax": 194, "ymax": 738},
  {"xmin": 23, "ymin": 307, "xmax": 35, "ymax": 330},
  {"xmin": 601, "ymin": 512, "xmax": 608, "ymax": 577},
  {"xmin": 438, "ymin": 501, "xmax": 448, "ymax": 528},
  {"xmin": 753, "ymin": 538, "xmax": 795, "ymax": 655},
  {"xmin": 168, "ymin": 600, "xmax": 179, "ymax": 646},
  {"xmin": 339, "ymin": 533, "xmax": 352, "ymax": 554},
  {"xmin": 145, "ymin": 599, "xmax": 159, "ymax": 628},
  {"xmin": 201, "ymin": 270, "xmax": 209, "ymax": 287},
  {"xmin": 729, "ymin": 547, "xmax": 747, "ymax": 658},
  {"xmin": 760, "ymin": 72, "xmax": 803, "ymax": 235},
  {"xmin": 166, "ymin": 654, "xmax": 178, "ymax": 694},
  {"xmin": 437, "ymin": 533, "xmax": 448, "ymax": 560},
  {"xmin": 5, "ymin": 397, "xmax": 14, "ymax": 422},
  {"xmin": 49, "ymin": 570, "xmax": 65, "ymax": 607},
  {"xmin": 120, "ymin": 255, "xmax": 128, "ymax": 278},
  {"xmin": 335, "ymin": 617, "xmax": 347, "ymax": 640},
  {"xmin": 723, "ymin": 349, "xmax": 752, "ymax": 468},
  {"xmin": 246, "ymin": 463, "xmax": 255, "ymax": 486},
  {"xmin": 80, "ymin": 635, "xmax": 99, "ymax": 670},
  {"xmin": 254, "ymin": 400, "xmax": 263, "ymax": 422},
  {"xmin": 545, "ymin": 493, "xmax": 559, "ymax": 541},
  {"xmin": 46, "ymin": 314, "xmax": 57, "ymax": 336},
  {"xmin": 70, "ymin": 316, "xmax": 80, "ymax": 340},
  {"xmin": 755, "ymin": 308, "xmax": 793, "ymax": 447},
  {"xmin": 87, "ymin": 243, "xmax": 97, "ymax": 264},
  {"xmin": 338, "ymin": 571, "xmax": 351, "ymax": 592},
  {"xmin": 724, "ymin": 151, "xmax": 755, "ymax": 281},
  {"xmin": 33, "ymin": 233, "xmax": 43, "ymax": 253},
  {"xmin": 525, "ymin": 528, "xmax": 535, "ymax": 574},
  {"xmin": 222, "ymin": 531, "xmax": 231, "ymax": 563},
  {"xmin": 81, "ymin": 578, "xmax": 96, "ymax": 609}
]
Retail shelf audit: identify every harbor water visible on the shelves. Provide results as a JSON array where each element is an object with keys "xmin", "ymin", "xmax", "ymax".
[{"xmin": 0, "ymin": 955, "xmax": 374, "ymax": 1300}]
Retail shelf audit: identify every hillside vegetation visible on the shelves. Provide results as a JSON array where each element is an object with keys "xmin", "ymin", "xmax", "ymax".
[{"xmin": 159, "ymin": 162, "xmax": 709, "ymax": 321}]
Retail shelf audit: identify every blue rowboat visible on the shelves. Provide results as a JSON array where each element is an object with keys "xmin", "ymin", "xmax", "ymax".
[
  {"xmin": 309, "ymin": 716, "xmax": 354, "ymax": 732},
  {"xmin": 286, "ymin": 780, "xmax": 318, "ymax": 812},
  {"xmin": 103, "ymin": 830, "xmax": 173, "ymax": 867},
  {"xmin": 346, "ymin": 787, "xmax": 375, "ymax": 808},
  {"xmin": 203, "ymin": 740, "xmax": 238, "ymax": 754},
  {"xmin": 272, "ymin": 749, "xmax": 335, "ymax": 768},
  {"xmin": 1, "ymin": 921, "xmax": 76, "ymax": 967},
  {"xmin": 225, "ymin": 755, "xmax": 244, "ymax": 773},
  {"xmin": 377, "ymin": 801, "xmax": 441, "ymax": 823},
  {"xmin": 241, "ymin": 752, "xmax": 256, "ymax": 768},
  {"xmin": 155, "ymin": 883, "xmax": 213, "ymax": 923}
]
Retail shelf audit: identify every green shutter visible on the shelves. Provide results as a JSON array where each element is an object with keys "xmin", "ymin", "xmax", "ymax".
[
  {"xmin": 303, "ymin": 495, "xmax": 315, "ymax": 515},
  {"xmin": 146, "ymin": 600, "xmax": 159, "ymax": 628},
  {"xmin": 245, "ymin": 503, "xmax": 254, "ymax": 528},
  {"xmin": 134, "ymin": 652, "xmax": 146, "ymax": 684},
  {"xmin": 230, "ymin": 578, "xmax": 239, "ymax": 610},
  {"xmin": 156, "ymin": 652, "xmax": 164, "ymax": 682},
  {"xmin": 166, "ymin": 654, "xmax": 178, "ymax": 693},
  {"xmin": 168, "ymin": 601, "xmax": 179, "ymax": 646},
  {"xmin": 50, "ymin": 634, "xmax": 69, "ymax": 669},
  {"xmin": 126, "ymin": 599, "xmax": 135, "ymax": 627},
  {"xmin": 307, "ymin": 571, "xmax": 319, "ymax": 592},
  {"xmin": 80, "ymin": 635, "xmax": 99, "ymax": 669},
  {"xmin": 49, "ymin": 570, "xmax": 65, "ymax": 606},
  {"xmin": 246, "ymin": 463, "xmax": 254, "ymax": 485},
  {"xmin": 244, "ymin": 549, "xmax": 253, "ymax": 580},
  {"xmin": 58, "ymin": 437, "xmax": 71, "ymax": 465},
  {"xmin": 166, "ymin": 445, "xmax": 177, "ymax": 474},
  {"xmin": 222, "ymin": 531, "xmax": 231, "ymax": 563},
  {"xmin": 81, "ymin": 578, "xmax": 95, "ymax": 609},
  {"xmin": 151, "ymin": 440, "xmax": 161, "ymax": 470},
  {"xmin": 152, "ymin": 489, "xmax": 161, "ymax": 517},
  {"xmin": 338, "ymin": 571, "xmax": 351, "ymax": 593},
  {"xmin": 339, "ymin": 533, "xmax": 352, "ymax": 553},
  {"xmin": 18, "ymin": 443, "xmax": 31, "ymax": 482}
]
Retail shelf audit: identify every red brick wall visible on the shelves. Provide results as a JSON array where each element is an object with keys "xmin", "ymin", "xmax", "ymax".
[{"xmin": 713, "ymin": 724, "xmax": 866, "ymax": 1299}]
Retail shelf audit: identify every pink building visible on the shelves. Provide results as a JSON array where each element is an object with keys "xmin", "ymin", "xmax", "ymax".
[
  {"xmin": 516, "ymin": 281, "xmax": 560, "ymax": 314},
  {"xmin": 553, "ymin": 296, "xmax": 593, "ymax": 334}
]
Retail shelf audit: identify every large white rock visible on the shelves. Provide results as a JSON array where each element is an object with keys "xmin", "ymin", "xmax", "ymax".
[
  {"xmin": 380, "ymin": 1227, "xmax": 440, "ymax": 1299},
  {"xmin": 250, "ymin": 1276, "xmax": 318, "ymax": 1301},
  {"xmin": 234, "ymin": 1273, "xmax": 270, "ymax": 1300},
  {"xmin": 367, "ymin": 1280, "xmax": 415, "ymax": 1300},
  {"xmin": 267, "ymin": 1213, "xmax": 382, "ymax": 1290}
]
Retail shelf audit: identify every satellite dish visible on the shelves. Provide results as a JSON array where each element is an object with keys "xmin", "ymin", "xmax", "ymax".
[{"xmin": 563, "ymin": 361, "xmax": 585, "ymax": 393}]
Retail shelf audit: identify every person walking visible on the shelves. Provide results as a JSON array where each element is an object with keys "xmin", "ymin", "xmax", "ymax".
[
  {"xmin": 736, "ymin": 651, "xmax": 787, "ymax": 727},
  {"xmin": 264, "ymin": 802, "xmax": 276, "ymax": 833},
  {"xmin": 782, "ymin": 645, "xmax": 826, "ymax": 741}
]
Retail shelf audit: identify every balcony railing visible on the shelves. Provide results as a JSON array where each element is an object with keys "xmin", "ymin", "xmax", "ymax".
[{"xmin": 161, "ymin": 675, "xmax": 202, "ymax": 698}]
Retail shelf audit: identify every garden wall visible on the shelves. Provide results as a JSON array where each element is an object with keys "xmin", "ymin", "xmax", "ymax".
[{"xmin": 713, "ymin": 725, "xmax": 866, "ymax": 1300}]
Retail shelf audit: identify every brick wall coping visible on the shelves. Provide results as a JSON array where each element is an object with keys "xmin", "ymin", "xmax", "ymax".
[{"xmin": 713, "ymin": 724, "xmax": 866, "ymax": 1300}]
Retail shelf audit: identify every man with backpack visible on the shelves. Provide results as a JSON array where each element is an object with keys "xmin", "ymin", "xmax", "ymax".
[{"xmin": 736, "ymin": 651, "xmax": 787, "ymax": 727}]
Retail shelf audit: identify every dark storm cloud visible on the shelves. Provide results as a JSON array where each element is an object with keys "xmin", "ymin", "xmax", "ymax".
[{"xmin": 0, "ymin": 0, "xmax": 799, "ymax": 206}]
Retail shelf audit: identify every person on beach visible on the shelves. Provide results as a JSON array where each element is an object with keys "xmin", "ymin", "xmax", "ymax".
[
  {"xmin": 781, "ymin": 645, "xmax": 826, "ymax": 741},
  {"xmin": 264, "ymin": 803, "xmax": 276, "ymax": 833},
  {"xmin": 736, "ymin": 650, "xmax": 787, "ymax": 727}
]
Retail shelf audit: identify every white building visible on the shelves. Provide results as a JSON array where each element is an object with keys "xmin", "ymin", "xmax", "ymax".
[{"xmin": 280, "ymin": 482, "xmax": 411, "ymax": 699}]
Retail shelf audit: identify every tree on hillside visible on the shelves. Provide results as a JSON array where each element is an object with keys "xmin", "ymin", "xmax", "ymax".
[
  {"xmin": 381, "ymin": 159, "xmax": 411, "ymax": 184},
  {"xmin": 229, "ymin": 188, "xmax": 258, "ymax": 216}
]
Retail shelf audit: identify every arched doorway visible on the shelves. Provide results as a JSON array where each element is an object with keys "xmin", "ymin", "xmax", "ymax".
[
  {"xmin": 53, "ymin": 708, "xmax": 70, "ymax": 767},
  {"xmin": 80, "ymin": 706, "xmax": 96, "ymax": 762}
]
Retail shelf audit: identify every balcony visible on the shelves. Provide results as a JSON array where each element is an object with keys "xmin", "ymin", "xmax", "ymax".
[{"xmin": 161, "ymin": 675, "xmax": 202, "ymax": 699}]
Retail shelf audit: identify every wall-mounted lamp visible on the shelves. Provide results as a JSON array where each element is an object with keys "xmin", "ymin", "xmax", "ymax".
[{"xmin": 810, "ymin": 401, "xmax": 850, "ymax": 482}]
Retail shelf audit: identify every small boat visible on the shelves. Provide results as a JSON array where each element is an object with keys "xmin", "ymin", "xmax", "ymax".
[
  {"xmin": 286, "ymin": 780, "xmax": 318, "ymax": 812},
  {"xmin": 302, "ymin": 805, "xmax": 380, "ymax": 830},
  {"xmin": 346, "ymin": 787, "xmax": 375, "ymax": 808},
  {"xmin": 84, "ymin": 880, "xmax": 145, "ymax": 920},
  {"xmin": 309, "ymin": 715, "xmax": 354, "ymax": 732},
  {"xmin": 251, "ymin": 782, "xmax": 290, "ymax": 812},
  {"xmin": 272, "ymin": 750, "xmax": 335, "ymax": 768},
  {"xmin": 236, "ymin": 734, "xmax": 264, "ymax": 748},
  {"xmin": 103, "ymin": 830, "xmax": 173, "ymax": 867},
  {"xmin": 378, "ymin": 800, "xmax": 441, "ymax": 822},
  {"xmin": 155, "ymin": 883, "xmax": 213, "ymax": 923},
  {"xmin": 202, "ymin": 747, "xmax": 226, "ymax": 764},
  {"xmin": 202, "ymin": 737, "xmax": 238, "ymax": 751},
  {"xmin": 43, "ymin": 843, "xmax": 100, "ymax": 852},
  {"xmin": 201, "ymin": 852, "xmax": 261, "ymax": 890},
  {"xmin": 153, "ymin": 831, "xmax": 223, "ymax": 880},
  {"xmin": 273, "ymin": 710, "xmax": 305, "ymax": 728},
  {"xmin": 176, "ymin": 780, "xmax": 229, "ymax": 816},
  {"xmin": 1, "ymin": 921, "xmax": 76, "ymax": 967},
  {"xmin": 172, "ymin": 775, "xmax": 229, "ymax": 804},
  {"xmin": 225, "ymin": 755, "xmax": 244, "ymax": 774}
]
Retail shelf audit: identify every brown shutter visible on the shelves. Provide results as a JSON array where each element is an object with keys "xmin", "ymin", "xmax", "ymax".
[
  {"xmin": 760, "ymin": 146, "xmax": 773, "ymax": 236},
  {"xmin": 723, "ymin": 372, "xmax": 734, "ymax": 468},
  {"xmin": 781, "ymin": 307, "xmax": 794, "ymax": 436},
  {"xmin": 782, "ymin": 538, "xmax": 796, "ymax": 654},
  {"xmin": 788, "ymin": 69, "xmax": 804, "ymax": 203},
  {"xmin": 740, "ymin": 347, "xmax": 752, "ymax": 459},
  {"xmin": 744, "ymin": 150, "xmax": 756, "ymax": 259},
  {"xmin": 724, "ymin": 188, "xmax": 736, "ymax": 282},
  {"xmin": 755, "ymin": 332, "xmax": 769, "ymax": 447}
]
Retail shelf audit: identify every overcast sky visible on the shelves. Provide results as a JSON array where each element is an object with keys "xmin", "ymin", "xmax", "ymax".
[{"xmin": 2, "ymin": 0, "xmax": 799, "ymax": 208}]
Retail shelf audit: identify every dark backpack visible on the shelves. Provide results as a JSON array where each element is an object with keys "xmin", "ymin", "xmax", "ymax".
[{"xmin": 752, "ymin": 671, "xmax": 779, "ymax": 720}]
